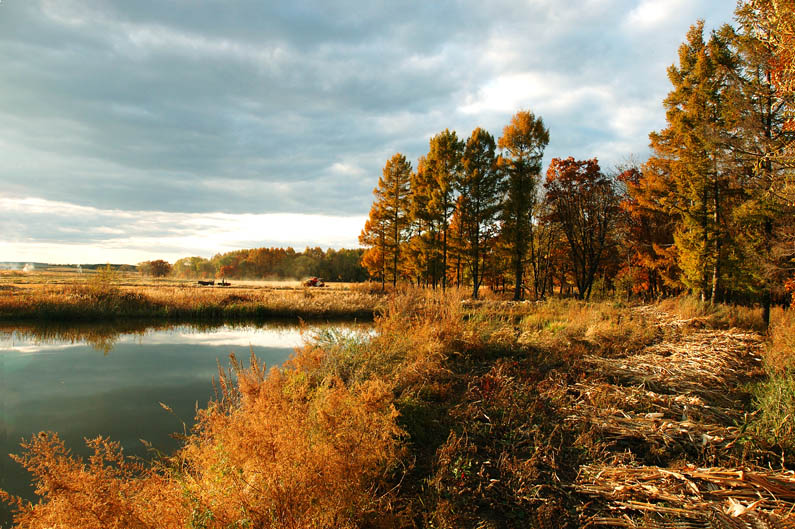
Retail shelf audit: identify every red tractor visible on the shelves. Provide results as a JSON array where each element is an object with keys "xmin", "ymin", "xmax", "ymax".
[{"xmin": 303, "ymin": 277, "xmax": 326, "ymax": 287}]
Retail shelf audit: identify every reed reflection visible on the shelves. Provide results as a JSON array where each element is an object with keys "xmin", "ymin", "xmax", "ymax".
[{"xmin": 0, "ymin": 321, "xmax": 370, "ymax": 354}]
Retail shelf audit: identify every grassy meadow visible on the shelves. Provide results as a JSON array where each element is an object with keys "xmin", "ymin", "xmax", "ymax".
[
  {"xmin": 2, "ymin": 285, "xmax": 795, "ymax": 527},
  {"xmin": 0, "ymin": 268, "xmax": 381, "ymax": 322}
]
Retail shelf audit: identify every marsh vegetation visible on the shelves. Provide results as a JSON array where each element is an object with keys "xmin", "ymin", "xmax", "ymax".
[
  {"xmin": 0, "ymin": 268, "xmax": 381, "ymax": 323},
  {"xmin": 2, "ymin": 290, "xmax": 794, "ymax": 528}
]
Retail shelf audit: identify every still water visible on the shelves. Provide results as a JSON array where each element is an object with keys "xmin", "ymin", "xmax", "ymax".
[{"xmin": 0, "ymin": 322, "xmax": 355, "ymax": 527}]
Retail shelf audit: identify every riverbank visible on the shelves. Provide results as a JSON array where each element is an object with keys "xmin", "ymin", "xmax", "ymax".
[
  {"xmin": 3, "ymin": 290, "xmax": 794, "ymax": 528},
  {"xmin": 0, "ymin": 272, "xmax": 382, "ymax": 322}
]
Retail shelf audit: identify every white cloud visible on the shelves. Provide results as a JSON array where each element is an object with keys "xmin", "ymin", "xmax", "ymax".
[
  {"xmin": 625, "ymin": 0, "xmax": 688, "ymax": 30},
  {"xmin": 459, "ymin": 73, "xmax": 553, "ymax": 115},
  {"xmin": 458, "ymin": 72, "xmax": 613, "ymax": 116},
  {"xmin": 0, "ymin": 196, "xmax": 366, "ymax": 264},
  {"xmin": 329, "ymin": 162, "xmax": 366, "ymax": 177}
]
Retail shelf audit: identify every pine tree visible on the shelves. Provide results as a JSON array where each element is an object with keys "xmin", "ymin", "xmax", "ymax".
[
  {"xmin": 647, "ymin": 22, "xmax": 739, "ymax": 303},
  {"xmin": 458, "ymin": 128, "xmax": 504, "ymax": 299},
  {"xmin": 497, "ymin": 110, "xmax": 550, "ymax": 300}
]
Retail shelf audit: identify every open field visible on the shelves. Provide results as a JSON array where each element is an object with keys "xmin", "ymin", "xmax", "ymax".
[
  {"xmin": 3, "ymin": 290, "xmax": 795, "ymax": 528},
  {"xmin": 0, "ymin": 268, "xmax": 381, "ymax": 322}
]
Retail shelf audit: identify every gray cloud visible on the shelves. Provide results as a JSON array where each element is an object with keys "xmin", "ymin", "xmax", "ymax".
[{"xmin": 0, "ymin": 0, "xmax": 737, "ymax": 260}]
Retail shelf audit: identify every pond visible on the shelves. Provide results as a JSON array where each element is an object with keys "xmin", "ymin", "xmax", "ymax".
[{"xmin": 0, "ymin": 321, "xmax": 365, "ymax": 527}]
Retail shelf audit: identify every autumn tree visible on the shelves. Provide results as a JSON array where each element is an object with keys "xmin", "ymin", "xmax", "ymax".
[
  {"xmin": 457, "ymin": 128, "xmax": 504, "ymax": 299},
  {"xmin": 448, "ymin": 199, "xmax": 467, "ymax": 288},
  {"xmin": 617, "ymin": 165, "xmax": 679, "ymax": 298},
  {"xmin": 408, "ymin": 156, "xmax": 442, "ymax": 287},
  {"xmin": 138, "ymin": 259, "xmax": 172, "ymax": 277},
  {"xmin": 359, "ymin": 203, "xmax": 388, "ymax": 289},
  {"xmin": 360, "ymin": 154, "xmax": 412, "ymax": 287},
  {"xmin": 723, "ymin": 2, "xmax": 795, "ymax": 323},
  {"xmin": 544, "ymin": 157, "xmax": 619, "ymax": 300},
  {"xmin": 527, "ymin": 201, "xmax": 560, "ymax": 299},
  {"xmin": 741, "ymin": 0, "xmax": 795, "ymax": 113},
  {"xmin": 426, "ymin": 129, "xmax": 464, "ymax": 290},
  {"xmin": 173, "ymin": 256, "xmax": 215, "ymax": 279},
  {"xmin": 498, "ymin": 110, "xmax": 550, "ymax": 300},
  {"xmin": 646, "ymin": 22, "xmax": 741, "ymax": 303}
]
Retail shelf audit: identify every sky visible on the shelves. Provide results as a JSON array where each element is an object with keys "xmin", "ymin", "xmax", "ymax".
[{"xmin": 0, "ymin": 0, "xmax": 737, "ymax": 265}]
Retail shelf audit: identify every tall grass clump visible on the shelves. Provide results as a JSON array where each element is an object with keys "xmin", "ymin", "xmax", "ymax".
[
  {"xmin": 765, "ymin": 307, "xmax": 795, "ymax": 373},
  {"xmin": 516, "ymin": 298, "xmax": 657, "ymax": 357},
  {"xmin": 750, "ymin": 371, "xmax": 795, "ymax": 460},
  {"xmin": 294, "ymin": 288, "xmax": 470, "ymax": 398},
  {"xmin": 176, "ymin": 351, "xmax": 404, "ymax": 529},
  {"xmin": 750, "ymin": 307, "xmax": 795, "ymax": 459},
  {"xmin": 658, "ymin": 295, "xmax": 766, "ymax": 331}
]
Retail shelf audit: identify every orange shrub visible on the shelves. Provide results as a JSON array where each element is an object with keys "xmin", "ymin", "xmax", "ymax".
[
  {"xmin": 176, "ymin": 352, "xmax": 403, "ymax": 529},
  {"xmin": 0, "ymin": 434, "xmax": 185, "ymax": 529}
]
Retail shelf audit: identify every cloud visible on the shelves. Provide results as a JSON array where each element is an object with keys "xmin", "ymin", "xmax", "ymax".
[
  {"xmin": 0, "ymin": 0, "xmax": 738, "ymax": 262},
  {"xmin": 626, "ymin": 0, "xmax": 688, "ymax": 29}
]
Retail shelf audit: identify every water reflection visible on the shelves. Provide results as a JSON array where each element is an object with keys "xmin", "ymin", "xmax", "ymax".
[
  {"xmin": 0, "ymin": 320, "xmax": 371, "ymax": 528},
  {"xmin": 0, "ymin": 320, "xmax": 351, "ymax": 354}
]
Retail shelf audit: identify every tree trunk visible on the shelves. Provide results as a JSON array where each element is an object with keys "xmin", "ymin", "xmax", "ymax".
[
  {"xmin": 762, "ymin": 216, "xmax": 773, "ymax": 326},
  {"xmin": 710, "ymin": 169, "xmax": 720, "ymax": 305},
  {"xmin": 472, "ymin": 249, "xmax": 480, "ymax": 299},
  {"xmin": 442, "ymin": 229, "xmax": 448, "ymax": 291},
  {"xmin": 513, "ymin": 253, "xmax": 523, "ymax": 301}
]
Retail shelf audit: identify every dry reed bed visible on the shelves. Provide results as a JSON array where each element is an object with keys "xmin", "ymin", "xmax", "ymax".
[
  {"xmin": 0, "ymin": 283, "xmax": 382, "ymax": 321},
  {"xmin": 583, "ymin": 329, "xmax": 765, "ymax": 407},
  {"xmin": 577, "ymin": 465, "xmax": 795, "ymax": 527},
  {"xmin": 568, "ymin": 382, "xmax": 744, "ymax": 426},
  {"xmin": 567, "ymin": 308, "xmax": 795, "ymax": 527}
]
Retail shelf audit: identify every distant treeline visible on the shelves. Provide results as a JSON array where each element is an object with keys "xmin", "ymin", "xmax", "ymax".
[{"xmin": 140, "ymin": 247, "xmax": 368, "ymax": 282}]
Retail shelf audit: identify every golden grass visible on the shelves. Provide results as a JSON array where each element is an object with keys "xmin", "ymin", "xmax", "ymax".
[
  {"xmin": 0, "ymin": 269, "xmax": 382, "ymax": 322},
  {"xmin": 657, "ymin": 295, "xmax": 768, "ymax": 332},
  {"xmin": 765, "ymin": 307, "xmax": 795, "ymax": 373},
  {"xmin": 514, "ymin": 298, "xmax": 658, "ymax": 358}
]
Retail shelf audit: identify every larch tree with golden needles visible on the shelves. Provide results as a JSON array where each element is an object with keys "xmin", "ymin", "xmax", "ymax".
[
  {"xmin": 367, "ymin": 153, "xmax": 412, "ymax": 287},
  {"xmin": 617, "ymin": 165, "xmax": 679, "ymax": 298},
  {"xmin": 727, "ymin": 1, "xmax": 795, "ymax": 323},
  {"xmin": 426, "ymin": 129, "xmax": 464, "ymax": 290},
  {"xmin": 498, "ymin": 110, "xmax": 550, "ymax": 300},
  {"xmin": 647, "ymin": 22, "xmax": 740, "ymax": 303},
  {"xmin": 408, "ymin": 156, "xmax": 442, "ymax": 287},
  {"xmin": 359, "ymin": 202, "xmax": 388, "ymax": 289}
]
